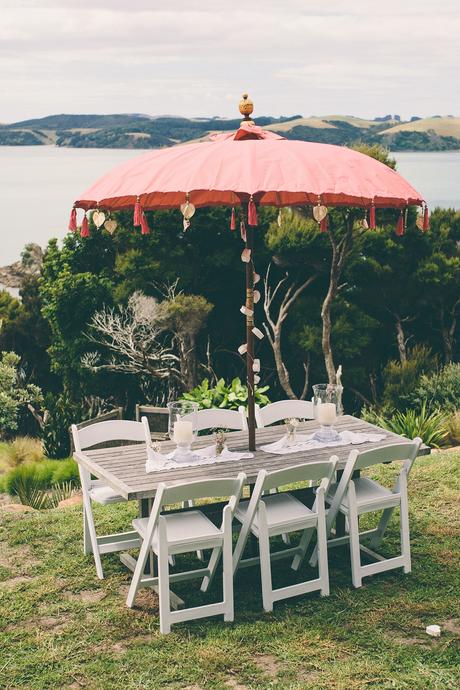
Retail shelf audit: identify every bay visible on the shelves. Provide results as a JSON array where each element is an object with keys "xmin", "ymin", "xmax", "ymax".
[{"xmin": 0, "ymin": 145, "xmax": 459, "ymax": 267}]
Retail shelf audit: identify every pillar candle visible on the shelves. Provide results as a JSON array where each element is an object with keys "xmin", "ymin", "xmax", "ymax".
[
  {"xmin": 317, "ymin": 402, "xmax": 337, "ymax": 426},
  {"xmin": 173, "ymin": 420, "xmax": 194, "ymax": 443}
]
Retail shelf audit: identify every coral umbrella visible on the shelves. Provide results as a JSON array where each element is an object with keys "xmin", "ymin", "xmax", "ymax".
[{"xmin": 71, "ymin": 94, "xmax": 427, "ymax": 450}]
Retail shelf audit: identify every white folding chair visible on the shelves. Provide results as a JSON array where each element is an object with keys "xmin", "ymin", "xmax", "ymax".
[
  {"xmin": 126, "ymin": 473, "xmax": 246, "ymax": 634},
  {"xmin": 72, "ymin": 418, "xmax": 152, "ymax": 579},
  {"xmin": 182, "ymin": 407, "xmax": 248, "ymax": 432},
  {"xmin": 255, "ymin": 399, "xmax": 315, "ymax": 428},
  {"xmin": 306, "ymin": 439, "xmax": 422, "ymax": 588},
  {"xmin": 231, "ymin": 460, "xmax": 337, "ymax": 612}
]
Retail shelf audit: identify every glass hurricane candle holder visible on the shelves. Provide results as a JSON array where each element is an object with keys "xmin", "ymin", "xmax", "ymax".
[
  {"xmin": 312, "ymin": 384, "xmax": 342, "ymax": 443},
  {"xmin": 167, "ymin": 401, "xmax": 199, "ymax": 463}
]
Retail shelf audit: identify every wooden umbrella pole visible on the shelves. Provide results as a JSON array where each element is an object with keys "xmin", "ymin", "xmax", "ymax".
[{"xmin": 245, "ymin": 223, "xmax": 256, "ymax": 451}]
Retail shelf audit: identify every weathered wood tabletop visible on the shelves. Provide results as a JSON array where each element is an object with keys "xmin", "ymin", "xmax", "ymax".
[{"xmin": 74, "ymin": 415, "xmax": 429, "ymax": 502}]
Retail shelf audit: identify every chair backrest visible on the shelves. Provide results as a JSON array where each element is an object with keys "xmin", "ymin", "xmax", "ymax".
[
  {"xmin": 255, "ymin": 400, "xmax": 315, "ymax": 428},
  {"xmin": 353, "ymin": 439, "xmax": 422, "ymax": 472},
  {"xmin": 146, "ymin": 472, "xmax": 246, "ymax": 539},
  {"xmin": 69, "ymin": 407, "xmax": 123, "ymax": 452},
  {"xmin": 72, "ymin": 419, "xmax": 149, "ymax": 453},
  {"xmin": 256, "ymin": 459, "xmax": 337, "ymax": 495},
  {"xmin": 182, "ymin": 407, "xmax": 247, "ymax": 432},
  {"xmin": 135, "ymin": 404, "xmax": 169, "ymax": 440}
]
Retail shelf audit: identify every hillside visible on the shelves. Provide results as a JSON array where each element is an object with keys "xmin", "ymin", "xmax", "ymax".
[{"xmin": 0, "ymin": 112, "xmax": 459, "ymax": 151}]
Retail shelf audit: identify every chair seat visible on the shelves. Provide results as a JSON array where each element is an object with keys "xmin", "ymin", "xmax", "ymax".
[
  {"xmin": 133, "ymin": 510, "xmax": 223, "ymax": 554},
  {"xmin": 235, "ymin": 492, "xmax": 316, "ymax": 536},
  {"xmin": 89, "ymin": 480, "xmax": 125, "ymax": 505},
  {"xmin": 326, "ymin": 477, "xmax": 399, "ymax": 514}
]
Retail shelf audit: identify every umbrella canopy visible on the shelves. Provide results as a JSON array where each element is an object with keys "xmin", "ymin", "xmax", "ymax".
[{"xmin": 75, "ymin": 123, "xmax": 424, "ymax": 212}]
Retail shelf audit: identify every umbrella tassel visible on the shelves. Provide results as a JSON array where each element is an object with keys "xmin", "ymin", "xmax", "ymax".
[
  {"xmin": 240, "ymin": 219, "xmax": 247, "ymax": 242},
  {"xmin": 68, "ymin": 207, "xmax": 77, "ymax": 232},
  {"xmin": 369, "ymin": 203, "xmax": 376, "ymax": 229},
  {"xmin": 80, "ymin": 214, "xmax": 90, "ymax": 238},
  {"xmin": 133, "ymin": 198, "xmax": 142, "ymax": 226},
  {"xmin": 320, "ymin": 215, "xmax": 329, "ymax": 233},
  {"xmin": 230, "ymin": 207, "xmax": 236, "ymax": 231},
  {"xmin": 423, "ymin": 204, "xmax": 430, "ymax": 231},
  {"xmin": 248, "ymin": 196, "xmax": 258, "ymax": 226},
  {"xmin": 395, "ymin": 211, "xmax": 405, "ymax": 236},
  {"xmin": 140, "ymin": 212, "xmax": 150, "ymax": 235}
]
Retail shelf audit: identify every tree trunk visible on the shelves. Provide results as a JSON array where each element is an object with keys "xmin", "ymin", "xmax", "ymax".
[
  {"xmin": 442, "ymin": 326, "xmax": 454, "ymax": 364},
  {"xmin": 178, "ymin": 335, "xmax": 197, "ymax": 391},
  {"xmin": 272, "ymin": 324, "xmax": 298, "ymax": 399},
  {"xmin": 395, "ymin": 319, "xmax": 407, "ymax": 364},
  {"xmin": 321, "ymin": 283, "xmax": 337, "ymax": 384}
]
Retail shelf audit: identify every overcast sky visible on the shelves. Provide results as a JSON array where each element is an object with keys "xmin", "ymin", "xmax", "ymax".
[{"xmin": 1, "ymin": 0, "xmax": 459, "ymax": 123}]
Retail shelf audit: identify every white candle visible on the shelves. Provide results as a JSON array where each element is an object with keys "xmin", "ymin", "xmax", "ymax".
[
  {"xmin": 173, "ymin": 420, "xmax": 194, "ymax": 444},
  {"xmin": 317, "ymin": 402, "xmax": 337, "ymax": 426}
]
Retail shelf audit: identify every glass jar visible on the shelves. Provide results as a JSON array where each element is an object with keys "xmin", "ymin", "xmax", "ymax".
[
  {"xmin": 312, "ymin": 383, "xmax": 342, "ymax": 442},
  {"xmin": 167, "ymin": 401, "xmax": 199, "ymax": 463}
]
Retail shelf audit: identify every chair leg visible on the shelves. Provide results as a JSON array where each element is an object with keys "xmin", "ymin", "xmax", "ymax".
[
  {"xmin": 222, "ymin": 510, "xmax": 234, "ymax": 622},
  {"xmin": 292, "ymin": 526, "xmax": 315, "ymax": 571},
  {"xmin": 158, "ymin": 518, "xmax": 171, "ymax": 634},
  {"xmin": 200, "ymin": 546, "xmax": 222, "ymax": 593},
  {"xmin": 369, "ymin": 506, "xmax": 395, "ymax": 549},
  {"xmin": 347, "ymin": 487, "xmax": 362, "ymax": 588},
  {"xmin": 316, "ymin": 494, "xmax": 330, "ymax": 597},
  {"xmin": 399, "ymin": 475, "xmax": 411, "ymax": 574},
  {"xmin": 83, "ymin": 506, "xmax": 92, "ymax": 555},
  {"xmin": 258, "ymin": 506, "xmax": 273, "ymax": 612},
  {"xmin": 82, "ymin": 495, "xmax": 104, "ymax": 579}
]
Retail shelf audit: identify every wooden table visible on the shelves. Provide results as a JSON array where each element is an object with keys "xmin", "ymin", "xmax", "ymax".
[{"xmin": 77, "ymin": 415, "xmax": 429, "ymax": 502}]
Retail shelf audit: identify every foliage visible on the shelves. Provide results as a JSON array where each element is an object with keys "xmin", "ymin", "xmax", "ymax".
[
  {"xmin": 0, "ymin": 436, "xmax": 43, "ymax": 468},
  {"xmin": 42, "ymin": 394, "xmax": 85, "ymax": 459},
  {"xmin": 380, "ymin": 345, "xmax": 438, "ymax": 410},
  {"xmin": 362, "ymin": 402, "xmax": 450, "ymax": 448},
  {"xmin": 409, "ymin": 363, "xmax": 460, "ymax": 413},
  {"xmin": 0, "ymin": 351, "xmax": 43, "ymax": 438},
  {"xmin": 447, "ymin": 410, "xmax": 460, "ymax": 445},
  {"xmin": 1, "ymin": 458, "xmax": 79, "ymax": 497},
  {"xmin": 183, "ymin": 377, "xmax": 270, "ymax": 410}
]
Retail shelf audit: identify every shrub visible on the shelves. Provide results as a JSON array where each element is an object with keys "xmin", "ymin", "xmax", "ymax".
[
  {"xmin": 42, "ymin": 394, "xmax": 84, "ymax": 459},
  {"xmin": 183, "ymin": 377, "xmax": 270, "ymax": 410},
  {"xmin": 447, "ymin": 410, "xmax": 460, "ymax": 445},
  {"xmin": 409, "ymin": 363, "xmax": 460, "ymax": 413},
  {"xmin": 381, "ymin": 345, "xmax": 438, "ymax": 411},
  {"xmin": 0, "ymin": 437, "xmax": 43, "ymax": 468},
  {"xmin": 1, "ymin": 458, "xmax": 80, "ymax": 497},
  {"xmin": 363, "ymin": 403, "xmax": 449, "ymax": 448},
  {"xmin": 0, "ymin": 351, "xmax": 43, "ymax": 438}
]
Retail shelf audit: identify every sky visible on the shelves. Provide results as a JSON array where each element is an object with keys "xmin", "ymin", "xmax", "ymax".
[{"xmin": 1, "ymin": 0, "xmax": 459, "ymax": 123}]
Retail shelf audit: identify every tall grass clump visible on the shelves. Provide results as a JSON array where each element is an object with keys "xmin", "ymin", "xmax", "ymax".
[
  {"xmin": 0, "ymin": 436, "xmax": 43, "ymax": 469},
  {"xmin": 363, "ymin": 403, "xmax": 450, "ymax": 448}
]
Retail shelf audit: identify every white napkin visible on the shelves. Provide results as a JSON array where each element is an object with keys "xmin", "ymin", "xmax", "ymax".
[
  {"xmin": 145, "ymin": 444, "xmax": 253, "ymax": 473},
  {"xmin": 260, "ymin": 430, "xmax": 386, "ymax": 455}
]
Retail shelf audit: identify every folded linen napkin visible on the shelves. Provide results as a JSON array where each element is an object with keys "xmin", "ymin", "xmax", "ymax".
[
  {"xmin": 260, "ymin": 429, "xmax": 386, "ymax": 455},
  {"xmin": 146, "ymin": 444, "xmax": 253, "ymax": 473}
]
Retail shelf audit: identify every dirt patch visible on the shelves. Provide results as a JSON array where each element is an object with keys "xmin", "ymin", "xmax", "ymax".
[
  {"xmin": 0, "ymin": 503, "xmax": 35, "ymax": 513},
  {"xmin": 127, "ymin": 588, "xmax": 159, "ymax": 612},
  {"xmin": 254, "ymin": 654, "xmax": 279, "ymax": 677},
  {"xmin": 36, "ymin": 616, "xmax": 68, "ymax": 633},
  {"xmin": 443, "ymin": 619, "xmax": 460, "ymax": 635},
  {"xmin": 58, "ymin": 494, "xmax": 83, "ymax": 508},
  {"xmin": 225, "ymin": 679, "xmax": 250, "ymax": 690},
  {"xmin": 0, "ymin": 575, "xmax": 34, "ymax": 590},
  {"xmin": 64, "ymin": 589, "xmax": 106, "ymax": 604}
]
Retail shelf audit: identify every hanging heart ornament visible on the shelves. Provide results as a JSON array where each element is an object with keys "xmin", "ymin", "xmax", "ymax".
[
  {"xmin": 104, "ymin": 219, "xmax": 117, "ymax": 234},
  {"xmin": 416, "ymin": 215, "xmax": 424, "ymax": 231},
  {"xmin": 313, "ymin": 205, "xmax": 328, "ymax": 222},
  {"xmin": 180, "ymin": 201, "xmax": 196, "ymax": 220},
  {"xmin": 92, "ymin": 210, "xmax": 106, "ymax": 228}
]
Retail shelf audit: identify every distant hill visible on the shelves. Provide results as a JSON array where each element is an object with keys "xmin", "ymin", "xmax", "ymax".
[{"xmin": 1, "ymin": 112, "xmax": 459, "ymax": 151}]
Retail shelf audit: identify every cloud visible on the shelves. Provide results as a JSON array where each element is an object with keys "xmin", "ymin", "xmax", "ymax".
[{"xmin": 0, "ymin": 1, "xmax": 459, "ymax": 121}]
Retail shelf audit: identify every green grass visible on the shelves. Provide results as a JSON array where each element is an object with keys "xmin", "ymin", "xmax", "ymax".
[{"xmin": 0, "ymin": 451, "xmax": 459, "ymax": 690}]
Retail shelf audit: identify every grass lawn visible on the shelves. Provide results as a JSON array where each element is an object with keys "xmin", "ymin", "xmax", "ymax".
[{"xmin": 0, "ymin": 450, "xmax": 459, "ymax": 690}]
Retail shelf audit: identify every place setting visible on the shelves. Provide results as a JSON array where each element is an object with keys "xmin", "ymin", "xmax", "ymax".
[
  {"xmin": 260, "ymin": 384, "xmax": 386, "ymax": 456},
  {"xmin": 145, "ymin": 401, "xmax": 253, "ymax": 472}
]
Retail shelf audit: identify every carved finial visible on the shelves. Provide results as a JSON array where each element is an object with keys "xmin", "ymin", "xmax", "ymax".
[{"xmin": 239, "ymin": 93, "xmax": 254, "ymax": 125}]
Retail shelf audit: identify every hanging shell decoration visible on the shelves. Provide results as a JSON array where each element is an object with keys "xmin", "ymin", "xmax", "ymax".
[
  {"xmin": 92, "ymin": 210, "xmax": 106, "ymax": 229},
  {"xmin": 104, "ymin": 218, "xmax": 117, "ymax": 234},
  {"xmin": 180, "ymin": 198, "xmax": 196, "ymax": 231},
  {"xmin": 313, "ymin": 205, "xmax": 328, "ymax": 222}
]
